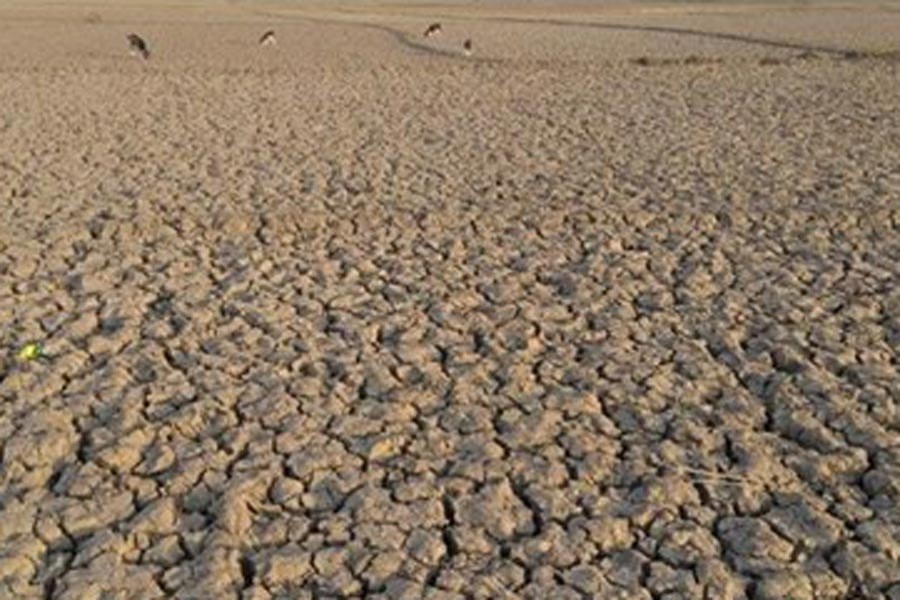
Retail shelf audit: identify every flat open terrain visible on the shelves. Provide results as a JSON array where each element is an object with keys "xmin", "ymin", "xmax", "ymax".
[{"xmin": 1, "ymin": 1, "xmax": 898, "ymax": 598}]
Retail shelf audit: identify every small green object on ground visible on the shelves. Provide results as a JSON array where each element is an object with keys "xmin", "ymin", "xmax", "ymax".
[{"xmin": 17, "ymin": 342, "xmax": 44, "ymax": 362}]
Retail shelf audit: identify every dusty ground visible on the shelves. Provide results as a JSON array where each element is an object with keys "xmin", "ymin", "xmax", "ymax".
[{"xmin": 0, "ymin": 1, "xmax": 899, "ymax": 599}]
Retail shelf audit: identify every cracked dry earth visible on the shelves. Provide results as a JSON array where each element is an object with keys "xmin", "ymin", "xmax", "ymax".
[{"xmin": 1, "ymin": 2, "xmax": 900, "ymax": 599}]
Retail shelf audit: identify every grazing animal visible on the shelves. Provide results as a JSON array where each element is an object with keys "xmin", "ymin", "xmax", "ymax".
[
  {"xmin": 127, "ymin": 33, "xmax": 150, "ymax": 60},
  {"xmin": 463, "ymin": 38, "xmax": 472, "ymax": 56},
  {"xmin": 259, "ymin": 30, "xmax": 277, "ymax": 47},
  {"xmin": 423, "ymin": 23, "xmax": 442, "ymax": 38}
]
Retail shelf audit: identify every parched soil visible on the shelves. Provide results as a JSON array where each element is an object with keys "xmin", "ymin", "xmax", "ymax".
[{"xmin": 0, "ymin": 2, "xmax": 898, "ymax": 599}]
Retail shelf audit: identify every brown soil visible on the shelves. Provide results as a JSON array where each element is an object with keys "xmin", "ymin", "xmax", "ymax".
[{"xmin": 1, "ymin": 1, "xmax": 898, "ymax": 598}]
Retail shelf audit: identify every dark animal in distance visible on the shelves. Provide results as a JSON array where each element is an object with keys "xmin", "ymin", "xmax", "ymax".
[
  {"xmin": 423, "ymin": 23, "xmax": 442, "ymax": 38},
  {"xmin": 463, "ymin": 38, "xmax": 472, "ymax": 56},
  {"xmin": 126, "ymin": 33, "xmax": 150, "ymax": 60},
  {"xmin": 259, "ymin": 30, "xmax": 277, "ymax": 46}
]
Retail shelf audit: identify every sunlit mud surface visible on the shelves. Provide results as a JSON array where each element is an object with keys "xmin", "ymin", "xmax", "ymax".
[{"xmin": 1, "ymin": 2, "xmax": 898, "ymax": 598}]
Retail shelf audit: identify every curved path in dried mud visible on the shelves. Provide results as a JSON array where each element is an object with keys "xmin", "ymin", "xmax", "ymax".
[{"xmin": 0, "ymin": 2, "xmax": 899, "ymax": 599}]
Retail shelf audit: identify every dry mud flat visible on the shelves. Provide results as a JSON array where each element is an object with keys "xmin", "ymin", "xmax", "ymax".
[{"xmin": 1, "ymin": 2, "xmax": 899, "ymax": 599}]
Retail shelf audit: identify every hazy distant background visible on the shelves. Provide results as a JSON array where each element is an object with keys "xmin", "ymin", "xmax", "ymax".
[{"xmin": 2, "ymin": 0, "xmax": 897, "ymax": 5}]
